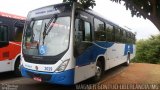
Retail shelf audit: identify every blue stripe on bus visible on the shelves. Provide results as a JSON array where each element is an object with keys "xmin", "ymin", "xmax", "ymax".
[
  {"xmin": 76, "ymin": 42, "xmax": 114, "ymax": 66},
  {"xmin": 20, "ymin": 66, "xmax": 75, "ymax": 85},
  {"xmin": 124, "ymin": 44, "xmax": 134, "ymax": 55}
]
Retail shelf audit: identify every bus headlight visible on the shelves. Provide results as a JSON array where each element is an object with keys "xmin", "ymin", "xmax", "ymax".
[{"xmin": 55, "ymin": 59, "xmax": 69, "ymax": 72}]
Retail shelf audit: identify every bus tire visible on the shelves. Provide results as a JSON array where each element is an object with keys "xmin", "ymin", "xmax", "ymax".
[
  {"xmin": 124, "ymin": 53, "xmax": 130, "ymax": 66},
  {"xmin": 14, "ymin": 57, "xmax": 21, "ymax": 77},
  {"xmin": 92, "ymin": 60, "xmax": 104, "ymax": 83}
]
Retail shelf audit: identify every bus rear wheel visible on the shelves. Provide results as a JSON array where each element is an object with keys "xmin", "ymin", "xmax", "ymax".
[
  {"xmin": 124, "ymin": 54, "xmax": 130, "ymax": 66},
  {"xmin": 92, "ymin": 60, "xmax": 103, "ymax": 83}
]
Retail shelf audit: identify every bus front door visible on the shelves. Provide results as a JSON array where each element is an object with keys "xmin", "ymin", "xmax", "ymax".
[{"xmin": 74, "ymin": 16, "xmax": 95, "ymax": 83}]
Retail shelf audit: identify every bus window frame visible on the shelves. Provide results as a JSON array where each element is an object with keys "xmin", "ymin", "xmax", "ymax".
[
  {"xmin": 0, "ymin": 24, "xmax": 9, "ymax": 48},
  {"xmin": 94, "ymin": 18, "xmax": 105, "ymax": 41}
]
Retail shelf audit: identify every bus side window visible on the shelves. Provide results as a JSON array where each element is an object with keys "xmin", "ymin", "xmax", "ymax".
[
  {"xmin": 123, "ymin": 30, "xmax": 127, "ymax": 43},
  {"xmin": 0, "ymin": 25, "xmax": 8, "ymax": 42},
  {"xmin": 0, "ymin": 25, "xmax": 9, "ymax": 47},
  {"xmin": 126, "ymin": 32, "xmax": 130, "ymax": 43},
  {"xmin": 75, "ymin": 19, "xmax": 83, "ymax": 42},
  {"xmin": 74, "ymin": 19, "xmax": 92, "ymax": 57},
  {"xmin": 84, "ymin": 22, "xmax": 91, "ymax": 41},
  {"xmin": 75, "ymin": 19, "xmax": 91, "ymax": 42},
  {"xmin": 114, "ymin": 27, "xmax": 120, "ymax": 42},
  {"xmin": 94, "ymin": 18, "xmax": 105, "ymax": 41},
  {"xmin": 132, "ymin": 34, "xmax": 136, "ymax": 44},
  {"xmin": 106, "ymin": 23, "xmax": 114, "ymax": 42}
]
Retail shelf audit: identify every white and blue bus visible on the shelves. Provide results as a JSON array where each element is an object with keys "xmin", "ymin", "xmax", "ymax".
[{"xmin": 20, "ymin": 2, "xmax": 136, "ymax": 85}]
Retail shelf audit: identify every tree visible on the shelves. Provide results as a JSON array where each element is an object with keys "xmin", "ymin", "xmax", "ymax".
[
  {"xmin": 111, "ymin": 0, "xmax": 160, "ymax": 31},
  {"xmin": 63, "ymin": 0, "xmax": 160, "ymax": 31},
  {"xmin": 135, "ymin": 35, "xmax": 160, "ymax": 64},
  {"xmin": 63, "ymin": 0, "xmax": 96, "ymax": 9}
]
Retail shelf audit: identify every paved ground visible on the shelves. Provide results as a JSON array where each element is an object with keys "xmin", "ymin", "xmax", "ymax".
[
  {"xmin": 101, "ymin": 63, "xmax": 160, "ymax": 84},
  {"xmin": 0, "ymin": 63, "xmax": 159, "ymax": 90}
]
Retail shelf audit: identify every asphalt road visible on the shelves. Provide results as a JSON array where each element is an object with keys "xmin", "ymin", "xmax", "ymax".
[{"xmin": 0, "ymin": 64, "xmax": 127, "ymax": 90}]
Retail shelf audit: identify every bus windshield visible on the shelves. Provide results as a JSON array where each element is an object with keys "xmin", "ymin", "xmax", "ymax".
[{"xmin": 23, "ymin": 16, "xmax": 70, "ymax": 56}]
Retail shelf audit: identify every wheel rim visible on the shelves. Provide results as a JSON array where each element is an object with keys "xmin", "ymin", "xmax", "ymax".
[
  {"xmin": 127, "ymin": 55, "xmax": 130, "ymax": 64},
  {"xmin": 96, "ymin": 66, "xmax": 101, "ymax": 77},
  {"xmin": 18, "ymin": 65, "xmax": 20, "ymax": 71},
  {"xmin": 127, "ymin": 59, "xmax": 130, "ymax": 64}
]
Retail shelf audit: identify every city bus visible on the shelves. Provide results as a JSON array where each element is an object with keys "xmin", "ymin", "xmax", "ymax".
[
  {"xmin": 20, "ymin": 2, "xmax": 136, "ymax": 85},
  {"xmin": 0, "ymin": 11, "xmax": 25, "ymax": 76}
]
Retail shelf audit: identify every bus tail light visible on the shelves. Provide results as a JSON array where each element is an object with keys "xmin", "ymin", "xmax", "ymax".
[{"xmin": 55, "ymin": 59, "xmax": 69, "ymax": 72}]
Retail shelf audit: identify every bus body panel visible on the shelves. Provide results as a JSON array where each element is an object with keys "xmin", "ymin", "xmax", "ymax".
[
  {"xmin": 105, "ymin": 43, "xmax": 135, "ymax": 70},
  {"xmin": 21, "ymin": 3, "xmax": 76, "ymax": 85},
  {"xmin": 0, "ymin": 60, "xmax": 12, "ymax": 72},
  {"xmin": 0, "ymin": 40, "xmax": 21, "ymax": 73},
  {"xmin": 0, "ymin": 13, "xmax": 25, "ymax": 73},
  {"xmin": 74, "ymin": 63, "xmax": 95, "ymax": 84},
  {"xmin": 21, "ymin": 66, "xmax": 75, "ymax": 85},
  {"xmin": 21, "ymin": 46, "xmax": 76, "ymax": 85},
  {"xmin": 21, "ymin": 41, "xmax": 76, "ymax": 85},
  {"xmin": 74, "ymin": 42, "xmax": 135, "ymax": 83},
  {"xmin": 21, "ymin": 2, "xmax": 136, "ymax": 85}
]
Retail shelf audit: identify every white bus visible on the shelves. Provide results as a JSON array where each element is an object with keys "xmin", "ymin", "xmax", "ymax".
[{"xmin": 20, "ymin": 2, "xmax": 136, "ymax": 85}]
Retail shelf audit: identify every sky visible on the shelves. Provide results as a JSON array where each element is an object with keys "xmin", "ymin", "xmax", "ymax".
[{"xmin": 0, "ymin": 0, "xmax": 159, "ymax": 40}]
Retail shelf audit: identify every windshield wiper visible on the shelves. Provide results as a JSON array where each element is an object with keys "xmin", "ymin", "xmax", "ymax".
[{"xmin": 42, "ymin": 15, "xmax": 58, "ymax": 44}]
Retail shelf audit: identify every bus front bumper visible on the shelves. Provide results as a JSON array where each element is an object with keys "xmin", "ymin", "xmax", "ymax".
[{"xmin": 20, "ymin": 66, "xmax": 75, "ymax": 85}]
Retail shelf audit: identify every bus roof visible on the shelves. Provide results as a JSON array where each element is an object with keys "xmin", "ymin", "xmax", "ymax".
[{"xmin": 0, "ymin": 11, "xmax": 26, "ymax": 20}]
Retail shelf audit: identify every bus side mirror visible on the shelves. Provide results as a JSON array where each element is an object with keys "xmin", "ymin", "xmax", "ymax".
[{"xmin": 0, "ymin": 29, "xmax": 9, "ymax": 48}]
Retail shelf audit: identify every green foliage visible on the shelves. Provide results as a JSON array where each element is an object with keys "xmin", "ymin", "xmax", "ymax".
[
  {"xmin": 111, "ymin": 0, "xmax": 157, "ymax": 18},
  {"xmin": 63, "ymin": 0, "xmax": 96, "ymax": 9},
  {"xmin": 134, "ymin": 35, "xmax": 160, "ymax": 64},
  {"xmin": 111, "ymin": 0, "xmax": 160, "ymax": 31}
]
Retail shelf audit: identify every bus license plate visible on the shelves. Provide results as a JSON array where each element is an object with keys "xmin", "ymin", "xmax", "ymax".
[{"xmin": 33, "ymin": 77, "xmax": 42, "ymax": 82}]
